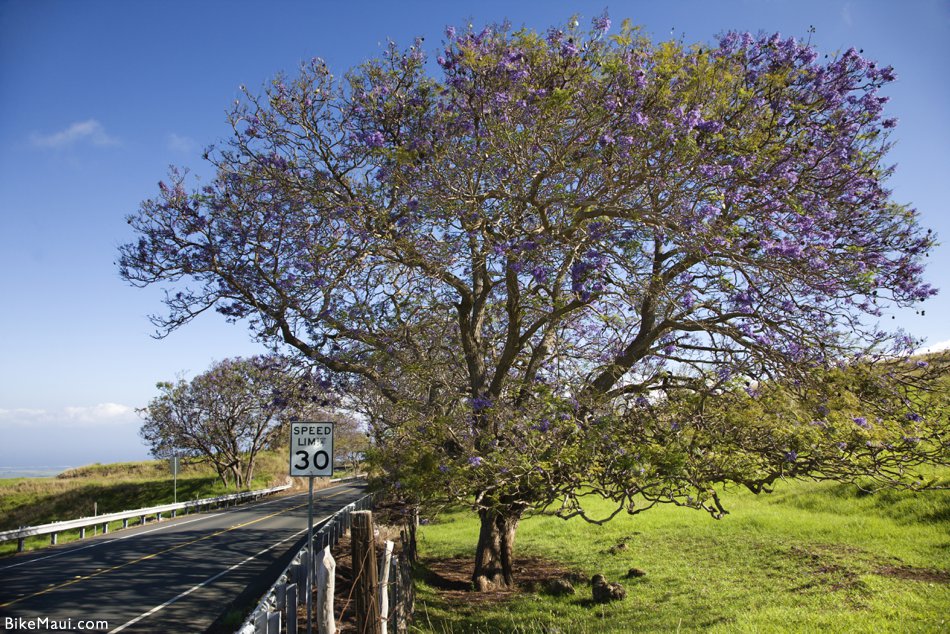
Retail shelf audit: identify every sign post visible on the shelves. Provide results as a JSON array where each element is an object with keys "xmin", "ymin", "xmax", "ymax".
[
  {"xmin": 290, "ymin": 422, "xmax": 334, "ymax": 634},
  {"xmin": 169, "ymin": 456, "xmax": 180, "ymax": 504}
]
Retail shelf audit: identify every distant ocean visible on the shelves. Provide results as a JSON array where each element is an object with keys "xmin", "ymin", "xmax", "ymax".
[{"xmin": 0, "ymin": 466, "xmax": 73, "ymax": 479}]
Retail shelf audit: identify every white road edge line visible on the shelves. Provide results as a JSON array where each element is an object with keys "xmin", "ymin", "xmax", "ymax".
[
  {"xmin": 108, "ymin": 513, "xmax": 331, "ymax": 633},
  {"xmin": 0, "ymin": 483, "xmax": 353, "ymax": 572}
]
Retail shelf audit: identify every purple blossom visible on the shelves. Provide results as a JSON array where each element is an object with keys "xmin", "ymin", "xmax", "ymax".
[
  {"xmin": 468, "ymin": 456, "xmax": 483, "ymax": 467},
  {"xmin": 561, "ymin": 39, "xmax": 579, "ymax": 57},
  {"xmin": 592, "ymin": 11, "xmax": 611, "ymax": 36},
  {"xmin": 696, "ymin": 120, "xmax": 724, "ymax": 134},
  {"xmin": 533, "ymin": 418, "xmax": 552, "ymax": 433},
  {"xmin": 784, "ymin": 450, "xmax": 798, "ymax": 463},
  {"xmin": 530, "ymin": 265, "xmax": 550, "ymax": 284},
  {"xmin": 470, "ymin": 395, "xmax": 493, "ymax": 411},
  {"xmin": 363, "ymin": 131, "xmax": 385, "ymax": 148},
  {"xmin": 853, "ymin": 417, "xmax": 871, "ymax": 429}
]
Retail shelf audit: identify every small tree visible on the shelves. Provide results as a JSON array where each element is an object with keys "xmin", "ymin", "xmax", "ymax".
[
  {"xmin": 121, "ymin": 13, "xmax": 946, "ymax": 589},
  {"xmin": 139, "ymin": 355, "xmax": 327, "ymax": 488},
  {"xmin": 332, "ymin": 412, "xmax": 369, "ymax": 472}
]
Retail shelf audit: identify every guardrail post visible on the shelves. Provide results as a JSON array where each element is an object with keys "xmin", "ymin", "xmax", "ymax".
[
  {"xmin": 102, "ymin": 523, "xmax": 109, "ymax": 534},
  {"xmin": 80, "ymin": 527, "xmax": 86, "ymax": 539},
  {"xmin": 276, "ymin": 581, "xmax": 286, "ymax": 621},
  {"xmin": 286, "ymin": 583, "xmax": 298, "ymax": 634},
  {"xmin": 123, "ymin": 519, "xmax": 129, "ymax": 529},
  {"xmin": 252, "ymin": 610, "xmax": 267, "ymax": 634},
  {"xmin": 297, "ymin": 548, "xmax": 310, "ymax": 599},
  {"xmin": 18, "ymin": 537, "xmax": 25, "ymax": 552},
  {"xmin": 50, "ymin": 533, "xmax": 57, "ymax": 545}
]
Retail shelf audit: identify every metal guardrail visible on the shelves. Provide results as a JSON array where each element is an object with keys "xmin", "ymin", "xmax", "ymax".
[
  {"xmin": 0, "ymin": 482, "xmax": 293, "ymax": 552},
  {"xmin": 237, "ymin": 489, "xmax": 374, "ymax": 634}
]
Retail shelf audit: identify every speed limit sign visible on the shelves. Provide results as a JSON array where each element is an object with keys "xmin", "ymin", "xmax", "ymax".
[{"xmin": 290, "ymin": 422, "xmax": 334, "ymax": 477}]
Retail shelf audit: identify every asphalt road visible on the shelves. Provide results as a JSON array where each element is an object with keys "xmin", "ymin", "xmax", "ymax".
[{"xmin": 0, "ymin": 481, "xmax": 367, "ymax": 633}]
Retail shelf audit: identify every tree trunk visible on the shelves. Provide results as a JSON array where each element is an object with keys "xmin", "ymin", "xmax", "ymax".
[
  {"xmin": 228, "ymin": 462, "xmax": 243, "ymax": 488},
  {"xmin": 243, "ymin": 452, "xmax": 256, "ymax": 487},
  {"xmin": 214, "ymin": 464, "xmax": 230, "ymax": 488},
  {"xmin": 472, "ymin": 507, "xmax": 522, "ymax": 592}
]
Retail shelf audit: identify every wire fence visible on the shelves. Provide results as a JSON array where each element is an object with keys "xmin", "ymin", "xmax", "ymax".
[{"xmin": 236, "ymin": 495, "xmax": 417, "ymax": 634}]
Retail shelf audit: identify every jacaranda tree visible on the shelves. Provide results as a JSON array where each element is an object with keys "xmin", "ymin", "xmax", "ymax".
[
  {"xmin": 120, "ymin": 13, "xmax": 947, "ymax": 590},
  {"xmin": 139, "ymin": 355, "xmax": 329, "ymax": 488}
]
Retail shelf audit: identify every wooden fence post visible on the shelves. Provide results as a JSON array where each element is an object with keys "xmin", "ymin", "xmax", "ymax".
[
  {"xmin": 316, "ymin": 546, "xmax": 336, "ymax": 634},
  {"xmin": 351, "ymin": 510, "xmax": 380, "ymax": 634}
]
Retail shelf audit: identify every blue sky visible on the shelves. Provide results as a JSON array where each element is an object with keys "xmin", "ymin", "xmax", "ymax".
[{"xmin": 1, "ymin": 0, "xmax": 948, "ymax": 469}]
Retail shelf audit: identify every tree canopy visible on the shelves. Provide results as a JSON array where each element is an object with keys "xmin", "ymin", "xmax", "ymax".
[
  {"xmin": 120, "ymin": 13, "xmax": 946, "ymax": 589},
  {"xmin": 139, "ymin": 355, "xmax": 329, "ymax": 488}
]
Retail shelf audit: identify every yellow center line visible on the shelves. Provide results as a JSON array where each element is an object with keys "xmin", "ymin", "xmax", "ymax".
[{"xmin": 1, "ymin": 489, "xmax": 349, "ymax": 609}]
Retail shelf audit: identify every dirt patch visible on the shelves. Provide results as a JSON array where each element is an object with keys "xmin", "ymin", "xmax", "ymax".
[
  {"xmin": 418, "ymin": 556, "xmax": 585, "ymax": 607},
  {"xmin": 785, "ymin": 544, "xmax": 950, "ymax": 589},
  {"xmin": 875, "ymin": 565, "xmax": 950, "ymax": 584},
  {"xmin": 786, "ymin": 545, "xmax": 866, "ymax": 594}
]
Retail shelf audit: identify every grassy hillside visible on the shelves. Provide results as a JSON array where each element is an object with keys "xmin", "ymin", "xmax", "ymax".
[
  {"xmin": 0, "ymin": 451, "xmax": 289, "ymax": 556},
  {"xmin": 414, "ymin": 474, "xmax": 950, "ymax": 632}
]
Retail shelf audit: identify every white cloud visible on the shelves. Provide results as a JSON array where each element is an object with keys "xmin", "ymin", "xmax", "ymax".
[
  {"xmin": 916, "ymin": 339, "xmax": 950, "ymax": 355},
  {"xmin": 167, "ymin": 132, "xmax": 197, "ymax": 153},
  {"xmin": 0, "ymin": 403, "xmax": 137, "ymax": 427},
  {"xmin": 30, "ymin": 119, "xmax": 120, "ymax": 149}
]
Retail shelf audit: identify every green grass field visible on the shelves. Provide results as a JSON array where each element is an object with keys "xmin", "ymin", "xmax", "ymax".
[
  {"xmin": 414, "ymin": 475, "xmax": 950, "ymax": 633},
  {"xmin": 0, "ymin": 452, "xmax": 290, "ymax": 556}
]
